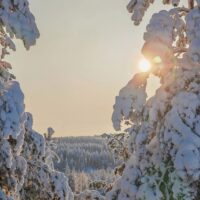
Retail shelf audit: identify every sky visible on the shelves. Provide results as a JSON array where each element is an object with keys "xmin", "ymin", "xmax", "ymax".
[{"xmin": 7, "ymin": 0, "xmax": 162, "ymax": 137}]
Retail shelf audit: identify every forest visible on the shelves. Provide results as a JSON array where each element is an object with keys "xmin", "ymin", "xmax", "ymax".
[
  {"xmin": 53, "ymin": 136, "xmax": 115, "ymax": 172},
  {"xmin": 52, "ymin": 136, "xmax": 116, "ymax": 195}
]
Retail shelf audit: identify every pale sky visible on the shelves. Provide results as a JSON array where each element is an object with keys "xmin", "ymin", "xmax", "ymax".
[{"xmin": 7, "ymin": 0, "xmax": 162, "ymax": 136}]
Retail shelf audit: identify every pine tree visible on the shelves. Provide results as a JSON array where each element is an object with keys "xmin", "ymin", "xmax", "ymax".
[{"xmin": 107, "ymin": 1, "xmax": 200, "ymax": 199}]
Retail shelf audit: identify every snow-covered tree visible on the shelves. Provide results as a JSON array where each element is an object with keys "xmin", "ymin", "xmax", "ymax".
[
  {"xmin": 107, "ymin": 1, "xmax": 200, "ymax": 200},
  {"xmin": 21, "ymin": 113, "xmax": 73, "ymax": 200},
  {"xmin": 44, "ymin": 127, "xmax": 60, "ymax": 170},
  {"xmin": 0, "ymin": 1, "xmax": 73, "ymax": 199},
  {"xmin": 0, "ymin": 1, "xmax": 38, "ymax": 199}
]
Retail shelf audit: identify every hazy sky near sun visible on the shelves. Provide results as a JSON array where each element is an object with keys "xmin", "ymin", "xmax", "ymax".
[{"xmin": 7, "ymin": 0, "xmax": 163, "ymax": 136}]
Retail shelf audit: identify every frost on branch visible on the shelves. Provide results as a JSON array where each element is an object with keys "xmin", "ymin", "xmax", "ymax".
[{"xmin": 107, "ymin": 1, "xmax": 200, "ymax": 200}]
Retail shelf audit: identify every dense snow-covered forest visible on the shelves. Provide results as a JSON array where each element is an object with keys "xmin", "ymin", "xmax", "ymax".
[
  {"xmin": 53, "ymin": 136, "xmax": 115, "ymax": 172},
  {"xmin": 53, "ymin": 136, "xmax": 116, "ymax": 194}
]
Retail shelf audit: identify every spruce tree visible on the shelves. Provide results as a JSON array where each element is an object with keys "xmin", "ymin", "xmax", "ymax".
[{"xmin": 107, "ymin": 1, "xmax": 200, "ymax": 199}]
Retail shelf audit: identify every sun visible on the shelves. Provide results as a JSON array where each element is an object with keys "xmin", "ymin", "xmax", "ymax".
[{"xmin": 138, "ymin": 58, "xmax": 151, "ymax": 72}]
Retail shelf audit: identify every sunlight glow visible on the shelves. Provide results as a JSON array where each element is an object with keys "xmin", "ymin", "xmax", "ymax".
[
  {"xmin": 153, "ymin": 56, "xmax": 162, "ymax": 64},
  {"xmin": 138, "ymin": 58, "xmax": 151, "ymax": 72}
]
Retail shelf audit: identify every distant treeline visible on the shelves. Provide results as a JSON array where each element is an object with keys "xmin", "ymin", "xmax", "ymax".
[{"xmin": 53, "ymin": 136, "xmax": 115, "ymax": 172}]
